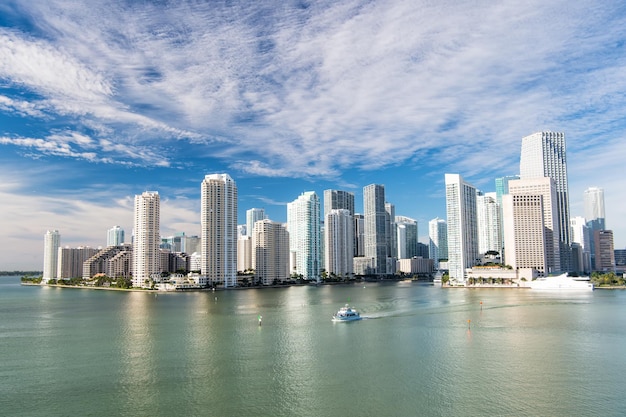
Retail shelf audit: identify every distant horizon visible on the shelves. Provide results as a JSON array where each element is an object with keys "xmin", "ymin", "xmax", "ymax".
[{"xmin": 1, "ymin": 1, "xmax": 625, "ymax": 269}]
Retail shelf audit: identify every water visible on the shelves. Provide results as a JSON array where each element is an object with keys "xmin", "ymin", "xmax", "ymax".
[{"xmin": 2, "ymin": 276, "xmax": 626, "ymax": 416}]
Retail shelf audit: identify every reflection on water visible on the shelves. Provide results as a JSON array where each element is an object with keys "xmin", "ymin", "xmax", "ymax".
[{"xmin": 2, "ymin": 278, "xmax": 626, "ymax": 417}]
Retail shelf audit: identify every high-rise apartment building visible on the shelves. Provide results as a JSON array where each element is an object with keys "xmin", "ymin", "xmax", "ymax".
[
  {"xmin": 133, "ymin": 191, "xmax": 160, "ymax": 288},
  {"xmin": 201, "ymin": 174, "xmax": 238, "ymax": 288},
  {"xmin": 252, "ymin": 219, "xmax": 290, "ymax": 285},
  {"xmin": 42, "ymin": 229, "xmax": 61, "ymax": 283},
  {"xmin": 508, "ymin": 177, "xmax": 560, "ymax": 274},
  {"xmin": 107, "ymin": 226, "xmax": 125, "ymax": 247},
  {"xmin": 58, "ymin": 246, "xmax": 98, "ymax": 279},
  {"xmin": 364, "ymin": 184, "xmax": 387, "ymax": 275},
  {"xmin": 246, "ymin": 208, "xmax": 265, "ymax": 238},
  {"xmin": 476, "ymin": 192, "xmax": 502, "ymax": 255},
  {"xmin": 287, "ymin": 191, "xmax": 321, "ymax": 281},
  {"xmin": 428, "ymin": 218, "xmax": 448, "ymax": 269},
  {"xmin": 325, "ymin": 209, "xmax": 354, "ymax": 277},
  {"xmin": 237, "ymin": 235, "xmax": 252, "ymax": 273},
  {"xmin": 396, "ymin": 216, "xmax": 418, "ymax": 259},
  {"xmin": 520, "ymin": 131, "xmax": 571, "ymax": 271},
  {"xmin": 445, "ymin": 174, "xmax": 478, "ymax": 282}
]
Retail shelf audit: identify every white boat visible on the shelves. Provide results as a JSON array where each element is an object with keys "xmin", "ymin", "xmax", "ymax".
[
  {"xmin": 529, "ymin": 273, "xmax": 594, "ymax": 291},
  {"xmin": 332, "ymin": 304, "xmax": 362, "ymax": 322}
]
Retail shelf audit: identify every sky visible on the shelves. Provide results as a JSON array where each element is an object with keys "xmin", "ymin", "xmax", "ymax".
[{"xmin": 1, "ymin": 0, "xmax": 625, "ymax": 270}]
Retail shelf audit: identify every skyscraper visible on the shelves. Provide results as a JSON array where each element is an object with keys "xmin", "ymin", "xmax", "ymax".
[
  {"xmin": 201, "ymin": 174, "xmax": 238, "ymax": 288},
  {"xmin": 396, "ymin": 216, "xmax": 418, "ymax": 259},
  {"xmin": 42, "ymin": 229, "xmax": 60, "ymax": 283},
  {"xmin": 570, "ymin": 216, "xmax": 591, "ymax": 273},
  {"xmin": 325, "ymin": 209, "xmax": 354, "ymax": 277},
  {"xmin": 385, "ymin": 202, "xmax": 397, "ymax": 261},
  {"xmin": 584, "ymin": 186, "xmax": 605, "ymax": 270},
  {"xmin": 502, "ymin": 194, "xmax": 548, "ymax": 275},
  {"xmin": 287, "ymin": 191, "xmax": 321, "ymax": 281},
  {"xmin": 508, "ymin": 177, "xmax": 560, "ymax": 274},
  {"xmin": 428, "ymin": 218, "xmax": 448, "ymax": 269},
  {"xmin": 133, "ymin": 191, "xmax": 160, "ymax": 288},
  {"xmin": 323, "ymin": 189, "xmax": 355, "ymax": 218},
  {"xmin": 363, "ymin": 184, "xmax": 387, "ymax": 275},
  {"xmin": 353, "ymin": 214, "xmax": 365, "ymax": 257},
  {"xmin": 494, "ymin": 175, "xmax": 519, "ymax": 205},
  {"xmin": 584, "ymin": 187, "xmax": 606, "ymax": 230},
  {"xmin": 252, "ymin": 219, "xmax": 290, "ymax": 285},
  {"xmin": 520, "ymin": 131, "xmax": 571, "ymax": 271},
  {"xmin": 445, "ymin": 174, "xmax": 478, "ymax": 282},
  {"xmin": 476, "ymin": 192, "xmax": 502, "ymax": 255},
  {"xmin": 107, "ymin": 225, "xmax": 125, "ymax": 247},
  {"xmin": 246, "ymin": 208, "xmax": 265, "ymax": 238}
]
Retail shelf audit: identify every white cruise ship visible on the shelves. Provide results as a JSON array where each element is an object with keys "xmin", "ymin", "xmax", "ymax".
[{"xmin": 529, "ymin": 273, "xmax": 594, "ymax": 291}]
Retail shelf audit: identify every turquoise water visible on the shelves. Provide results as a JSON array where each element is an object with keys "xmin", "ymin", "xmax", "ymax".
[{"xmin": 1, "ymin": 276, "xmax": 626, "ymax": 416}]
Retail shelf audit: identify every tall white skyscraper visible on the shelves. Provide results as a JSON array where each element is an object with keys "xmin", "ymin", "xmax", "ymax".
[
  {"xmin": 42, "ymin": 229, "xmax": 60, "ymax": 283},
  {"xmin": 428, "ymin": 218, "xmax": 448, "ymax": 269},
  {"xmin": 246, "ymin": 208, "xmax": 265, "ymax": 238},
  {"xmin": 396, "ymin": 216, "xmax": 418, "ymax": 259},
  {"xmin": 508, "ymin": 177, "xmax": 560, "ymax": 274},
  {"xmin": 364, "ymin": 184, "xmax": 387, "ymax": 275},
  {"xmin": 252, "ymin": 219, "xmax": 290, "ymax": 285},
  {"xmin": 583, "ymin": 187, "xmax": 605, "ymax": 230},
  {"xmin": 287, "ymin": 191, "xmax": 321, "ymax": 281},
  {"xmin": 201, "ymin": 174, "xmax": 238, "ymax": 288},
  {"xmin": 107, "ymin": 225, "xmax": 125, "ymax": 247},
  {"xmin": 445, "ymin": 174, "xmax": 478, "ymax": 282},
  {"xmin": 133, "ymin": 191, "xmax": 160, "ymax": 288},
  {"xmin": 520, "ymin": 131, "xmax": 571, "ymax": 271},
  {"xmin": 476, "ymin": 192, "xmax": 502, "ymax": 255},
  {"xmin": 325, "ymin": 209, "xmax": 354, "ymax": 277}
]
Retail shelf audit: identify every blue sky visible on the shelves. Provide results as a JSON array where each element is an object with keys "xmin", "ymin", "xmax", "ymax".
[{"xmin": 1, "ymin": 0, "xmax": 625, "ymax": 270}]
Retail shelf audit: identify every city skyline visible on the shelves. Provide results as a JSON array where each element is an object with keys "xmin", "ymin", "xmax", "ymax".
[{"xmin": 1, "ymin": 1, "xmax": 626, "ymax": 270}]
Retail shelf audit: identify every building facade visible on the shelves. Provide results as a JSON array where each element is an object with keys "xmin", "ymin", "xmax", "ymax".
[
  {"xmin": 246, "ymin": 208, "xmax": 265, "ymax": 238},
  {"xmin": 201, "ymin": 174, "xmax": 238, "ymax": 288},
  {"xmin": 42, "ymin": 230, "xmax": 61, "ymax": 283},
  {"xmin": 107, "ymin": 226, "xmax": 124, "ymax": 247},
  {"xmin": 508, "ymin": 177, "xmax": 560, "ymax": 274},
  {"xmin": 502, "ymin": 194, "xmax": 548, "ymax": 275},
  {"xmin": 396, "ymin": 216, "xmax": 418, "ymax": 259},
  {"xmin": 133, "ymin": 191, "xmax": 160, "ymax": 287},
  {"xmin": 428, "ymin": 217, "xmax": 448, "ymax": 269},
  {"xmin": 520, "ymin": 131, "xmax": 571, "ymax": 271},
  {"xmin": 324, "ymin": 209, "xmax": 354, "ymax": 277},
  {"xmin": 445, "ymin": 174, "xmax": 479, "ymax": 283},
  {"xmin": 476, "ymin": 192, "xmax": 502, "ymax": 255},
  {"xmin": 252, "ymin": 219, "xmax": 290, "ymax": 285},
  {"xmin": 594, "ymin": 230, "xmax": 615, "ymax": 272},
  {"xmin": 58, "ymin": 246, "xmax": 98, "ymax": 279},
  {"xmin": 363, "ymin": 184, "xmax": 388, "ymax": 275},
  {"xmin": 287, "ymin": 191, "xmax": 321, "ymax": 281}
]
